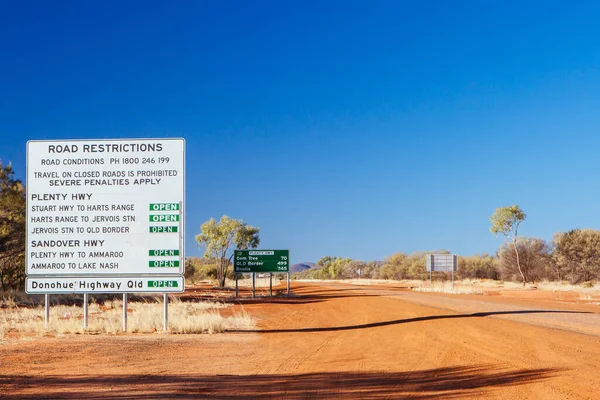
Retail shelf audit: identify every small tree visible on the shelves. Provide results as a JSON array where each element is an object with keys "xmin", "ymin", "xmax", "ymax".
[
  {"xmin": 490, "ymin": 205, "xmax": 527, "ymax": 286},
  {"xmin": 195, "ymin": 215, "xmax": 260, "ymax": 287}
]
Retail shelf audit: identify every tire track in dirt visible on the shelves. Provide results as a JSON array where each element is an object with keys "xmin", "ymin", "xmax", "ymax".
[{"xmin": 318, "ymin": 282, "xmax": 600, "ymax": 336}]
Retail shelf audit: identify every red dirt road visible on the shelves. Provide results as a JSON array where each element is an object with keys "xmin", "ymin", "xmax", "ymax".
[{"xmin": 2, "ymin": 282, "xmax": 600, "ymax": 399}]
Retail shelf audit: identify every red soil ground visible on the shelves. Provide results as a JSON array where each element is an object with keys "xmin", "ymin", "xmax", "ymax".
[{"xmin": 1, "ymin": 281, "xmax": 600, "ymax": 399}]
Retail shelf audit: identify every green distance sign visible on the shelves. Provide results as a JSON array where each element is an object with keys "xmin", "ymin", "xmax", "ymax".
[{"xmin": 234, "ymin": 250, "xmax": 290, "ymax": 273}]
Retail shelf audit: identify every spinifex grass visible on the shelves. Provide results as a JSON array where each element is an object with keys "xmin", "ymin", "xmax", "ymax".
[
  {"xmin": 412, "ymin": 280, "xmax": 484, "ymax": 295},
  {"xmin": 225, "ymin": 277, "xmax": 282, "ymax": 288}
]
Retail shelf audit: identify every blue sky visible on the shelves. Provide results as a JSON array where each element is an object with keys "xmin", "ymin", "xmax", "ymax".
[{"xmin": 2, "ymin": 1, "xmax": 600, "ymax": 263}]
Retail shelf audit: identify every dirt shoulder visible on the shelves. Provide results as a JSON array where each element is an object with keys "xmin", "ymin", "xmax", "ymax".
[
  {"xmin": 306, "ymin": 282, "xmax": 600, "ymax": 336},
  {"xmin": 1, "ymin": 282, "xmax": 600, "ymax": 399}
]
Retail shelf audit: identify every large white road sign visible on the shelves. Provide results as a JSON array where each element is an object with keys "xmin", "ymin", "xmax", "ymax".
[{"xmin": 26, "ymin": 138, "xmax": 185, "ymax": 276}]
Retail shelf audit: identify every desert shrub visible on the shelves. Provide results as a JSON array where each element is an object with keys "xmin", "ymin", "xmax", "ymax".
[
  {"xmin": 496, "ymin": 237, "xmax": 551, "ymax": 284},
  {"xmin": 380, "ymin": 251, "xmax": 442, "ymax": 280},
  {"xmin": 553, "ymin": 229, "xmax": 600, "ymax": 284},
  {"xmin": 458, "ymin": 254, "xmax": 499, "ymax": 280},
  {"xmin": 185, "ymin": 257, "xmax": 227, "ymax": 283}
]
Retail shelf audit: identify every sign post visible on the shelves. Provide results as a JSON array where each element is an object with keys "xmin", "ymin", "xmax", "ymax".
[
  {"xmin": 163, "ymin": 293, "xmax": 168, "ymax": 331},
  {"xmin": 122, "ymin": 293, "xmax": 127, "ymax": 332},
  {"xmin": 44, "ymin": 294, "xmax": 49, "ymax": 329},
  {"xmin": 235, "ymin": 274, "xmax": 239, "ymax": 297},
  {"xmin": 83, "ymin": 293, "xmax": 88, "ymax": 330},
  {"xmin": 26, "ymin": 138, "xmax": 185, "ymax": 330},
  {"xmin": 426, "ymin": 254, "xmax": 458, "ymax": 289}
]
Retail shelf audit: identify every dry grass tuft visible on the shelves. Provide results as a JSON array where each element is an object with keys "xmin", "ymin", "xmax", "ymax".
[
  {"xmin": 0, "ymin": 296, "xmax": 254, "ymax": 339},
  {"xmin": 225, "ymin": 277, "xmax": 281, "ymax": 288},
  {"xmin": 535, "ymin": 280, "xmax": 600, "ymax": 292},
  {"xmin": 412, "ymin": 280, "xmax": 484, "ymax": 295},
  {"xmin": 295, "ymin": 278, "xmax": 423, "ymax": 287},
  {"xmin": 296, "ymin": 278, "xmax": 600, "ymax": 296}
]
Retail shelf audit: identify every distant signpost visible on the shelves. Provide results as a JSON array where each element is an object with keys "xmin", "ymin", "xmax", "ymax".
[
  {"xmin": 234, "ymin": 250, "xmax": 290, "ymax": 297},
  {"xmin": 234, "ymin": 250, "xmax": 290, "ymax": 273},
  {"xmin": 426, "ymin": 254, "xmax": 458, "ymax": 272},
  {"xmin": 426, "ymin": 254, "xmax": 458, "ymax": 288}
]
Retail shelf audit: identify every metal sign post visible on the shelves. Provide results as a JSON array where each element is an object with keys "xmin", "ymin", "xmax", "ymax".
[
  {"xmin": 287, "ymin": 272, "xmax": 290, "ymax": 295},
  {"xmin": 44, "ymin": 294, "xmax": 49, "ymax": 329},
  {"xmin": 83, "ymin": 293, "xmax": 88, "ymax": 330},
  {"xmin": 252, "ymin": 273, "xmax": 255, "ymax": 298},
  {"xmin": 122, "ymin": 293, "xmax": 128, "ymax": 332},
  {"xmin": 235, "ymin": 274, "xmax": 239, "ymax": 297},
  {"xmin": 163, "ymin": 293, "xmax": 168, "ymax": 331}
]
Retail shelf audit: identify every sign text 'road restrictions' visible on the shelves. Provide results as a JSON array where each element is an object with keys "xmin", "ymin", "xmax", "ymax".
[
  {"xmin": 26, "ymin": 276, "xmax": 185, "ymax": 294},
  {"xmin": 26, "ymin": 138, "xmax": 185, "ymax": 277},
  {"xmin": 234, "ymin": 250, "xmax": 290, "ymax": 273}
]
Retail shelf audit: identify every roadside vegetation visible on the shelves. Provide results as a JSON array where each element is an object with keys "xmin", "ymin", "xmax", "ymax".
[
  {"xmin": 290, "ymin": 205, "xmax": 600, "ymax": 289},
  {"xmin": 1, "ymin": 161, "xmax": 600, "ymax": 339},
  {"xmin": 0, "ymin": 294, "xmax": 254, "ymax": 339},
  {"xmin": 290, "ymin": 245, "xmax": 600, "ymax": 289},
  {"xmin": 3, "ymin": 160, "xmax": 599, "ymax": 292}
]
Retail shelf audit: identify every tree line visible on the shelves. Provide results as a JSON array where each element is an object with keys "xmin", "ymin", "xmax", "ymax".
[
  {"xmin": 1, "ymin": 161, "xmax": 599, "ymax": 290},
  {"xmin": 293, "ymin": 231, "xmax": 600, "ymax": 285},
  {"xmin": 294, "ymin": 205, "xmax": 600, "ymax": 285}
]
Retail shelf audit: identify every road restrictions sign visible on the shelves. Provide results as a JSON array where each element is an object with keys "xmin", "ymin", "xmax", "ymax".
[
  {"xmin": 26, "ymin": 276, "xmax": 185, "ymax": 294},
  {"xmin": 26, "ymin": 138, "xmax": 185, "ymax": 276},
  {"xmin": 234, "ymin": 250, "xmax": 290, "ymax": 273}
]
